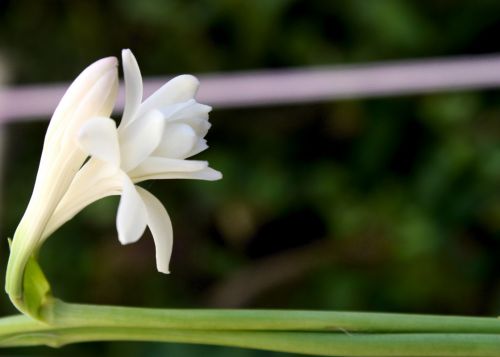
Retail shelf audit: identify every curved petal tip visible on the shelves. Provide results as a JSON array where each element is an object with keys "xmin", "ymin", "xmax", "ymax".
[
  {"xmin": 121, "ymin": 49, "xmax": 134, "ymax": 63},
  {"xmin": 91, "ymin": 56, "xmax": 119, "ymax": 71}
]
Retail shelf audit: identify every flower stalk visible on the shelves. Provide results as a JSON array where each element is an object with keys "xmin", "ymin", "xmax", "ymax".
[{"xmin": 0, "ymin": 303, "xmax": 499, "ymax": 356}]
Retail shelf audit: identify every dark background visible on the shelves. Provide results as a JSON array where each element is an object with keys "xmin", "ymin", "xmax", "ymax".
[{"xmin": 0, "ymin": 1, "xmax": 499, "ymax": 356}]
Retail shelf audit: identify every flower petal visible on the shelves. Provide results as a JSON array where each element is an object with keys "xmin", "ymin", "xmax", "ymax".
[
  {"xmin": 133, "ymin": 166, "xmax": 222, "ymax": 182},
  {"xmin": 186, "ymin": 138, "xmax": 209, "ymax": 157},
  {"xmin": 137, "ymin": 75, "xmax": 199, "ymax": 118},
  {"xmin": 120, "ymin": 49, "xmax": 143, "ymax": 130},
  {"xmin": 161, "ymin": 100, "xmax": 212, "ymax": 137},
  {"xmin": 129, "ymin": 157, "xmax": 208, "ymax": 181},
  {"xmin": 136, "ymin": 187, "xmax": 173, "ymax": 274},
  {"xmin": 77, "ymin": 116, "xmax": 120, "ymax": 166},
  {"xmin": 45, "ymin": 56, "xmax": 118, "ymax": 145},
  {"xmin": 116, "ymin": 174, "xmax": 148, "ymax": 244},
  {"xmin": 34, "ymin": 63, "xmax": 118, "ymax": 197},
  {"xmin": 42, "ymin": 160, "xmax": 123, "ymax": 240},
  {"xmin": 25, "ymin": 60, "xmax": 119, "ymax": 247},
  {"xmin": 168, "ymin": 101, "xmax": 211, "ymax": 119},
  {"xmin": 160, "ymin": 99, "xmax": 197, "ymax": 120},
  {"xmin": 60, "ymin": 66, "xmax": 119, "ymax": 150},
  {"xmin": 119, "ymin": 109, "xmax": 165, "ymax": 172},
  {"xmin": 177, "ymin": 115, "xmax": 211, "ymax": 138},
  {"xmin": 153, "ymin": 123, "xmax": 198, "ymax": 159}
]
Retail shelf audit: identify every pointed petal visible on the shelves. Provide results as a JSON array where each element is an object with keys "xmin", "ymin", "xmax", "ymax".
[
  {"xmin": 137, "ymin": 75, "xmax": 199, "ymax": 118},
  {"xmin": 136, "ymin": 187, "xmax": 173, "ymax": 274},
  {"xmin": 186, "ymin": 138, "xmax": 209, "ymax": 157},
  {"xmin": 183, "ymin": 119, "xmax": 211, "ymax": 140},
  {"xmin": 59, "ymin": 66, "xmax": 119, "ymax": 150},
  {"xmin": 153, "ymin": 123, "xmax": 198, "ymax": 159},
  {"xmin": 129, "ymin": 157, "xmax": 208, "ymax": 181},
  {"xmin": 120, "ymin": 49, "xmax": 143, "ymax": 129},
  {"xmin": 116, "ymin": 175, "xmax": 148, "ymax": 244},
  {"xmin": 119, "ymin": 109, "xmax": 165, "ymax": 172},
  {"xmin": 178, "ymin": 115, "xmax": 211, "ymax": 138},
  {"xmin": 45, "ymin": 56, "xmax": 118, "ymax": 144},
  {"xmin": 161, "ymin": 100, "xmax": 212, "ymax": 137},
  {"xmin": 177, "ymin": 167, "xmax": 222, "ymax": 180},
  {"xmin": 133, "ymin": 166, "xmax": 222, "ymax": 183},
  {"xmin": 160, "ymin": 99, "xmax": 197, "ymax": 120},
  {"xmin": 168, "ymin": 101, "xmax": 211, "ymax": 121},
  {"xmin": 77, "ymin": 116, "xmax": 120, "ymax": 166},
  {"xmin": 32, "ymin": 63, "xmax": 119, "ymax": 224},
  {"xmin": 36, "ymin": 61, "xmax": 118, "ymax": 190}
]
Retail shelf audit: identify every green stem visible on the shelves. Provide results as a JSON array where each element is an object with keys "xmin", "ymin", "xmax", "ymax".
[
  {"xmin": 0, "ymin": 301, "xmax": 497, "ymax": 355},
  {"xmin": 0, "ymin": 315, "xmax": 498, "ymax": 357},
  {"xmin": 42, "ymin": 299, "xmax": 500, "ymax": 334}
]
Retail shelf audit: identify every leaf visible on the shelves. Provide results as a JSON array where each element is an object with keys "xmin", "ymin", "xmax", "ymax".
[{"xmin": 22, "ymin": 255, "xmax": 52, "ymax": 319}]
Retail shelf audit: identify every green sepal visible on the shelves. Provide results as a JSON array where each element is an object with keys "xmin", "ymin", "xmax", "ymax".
[{"xmin": 22, "ymin": 255, "xmax": 52, "ymax": 319}]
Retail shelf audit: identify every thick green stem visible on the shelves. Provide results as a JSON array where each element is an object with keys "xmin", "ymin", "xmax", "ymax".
[
  {"xmin": 41, "ymin": 300, "xmax": 500, "ymax": 334},
  {"xmin": 0, "ymin": 300, "xmax": 487, "ymax": 355},
  {"xmin": 0, "ymin": 314, "xmax": 498, "ymax": 356}
]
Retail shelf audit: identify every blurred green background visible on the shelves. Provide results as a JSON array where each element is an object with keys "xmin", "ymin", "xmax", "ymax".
[{"xmin": 0, "ymin": 0, "xmax": 499, "ymax": 356}]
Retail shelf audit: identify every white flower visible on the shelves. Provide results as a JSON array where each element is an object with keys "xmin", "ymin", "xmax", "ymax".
[
  {"xmin": 6, "ymin": 56, "xmax": 119, "ymax": 300},
  {"xmin": 43, "ymin": 49, "xmax": 222, "ymax": 273}
]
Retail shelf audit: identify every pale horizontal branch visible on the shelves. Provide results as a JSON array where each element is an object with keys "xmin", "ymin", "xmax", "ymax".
[{"xmin": 2, "ymin": 54, "xmax": 500, "ymax": 122}]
